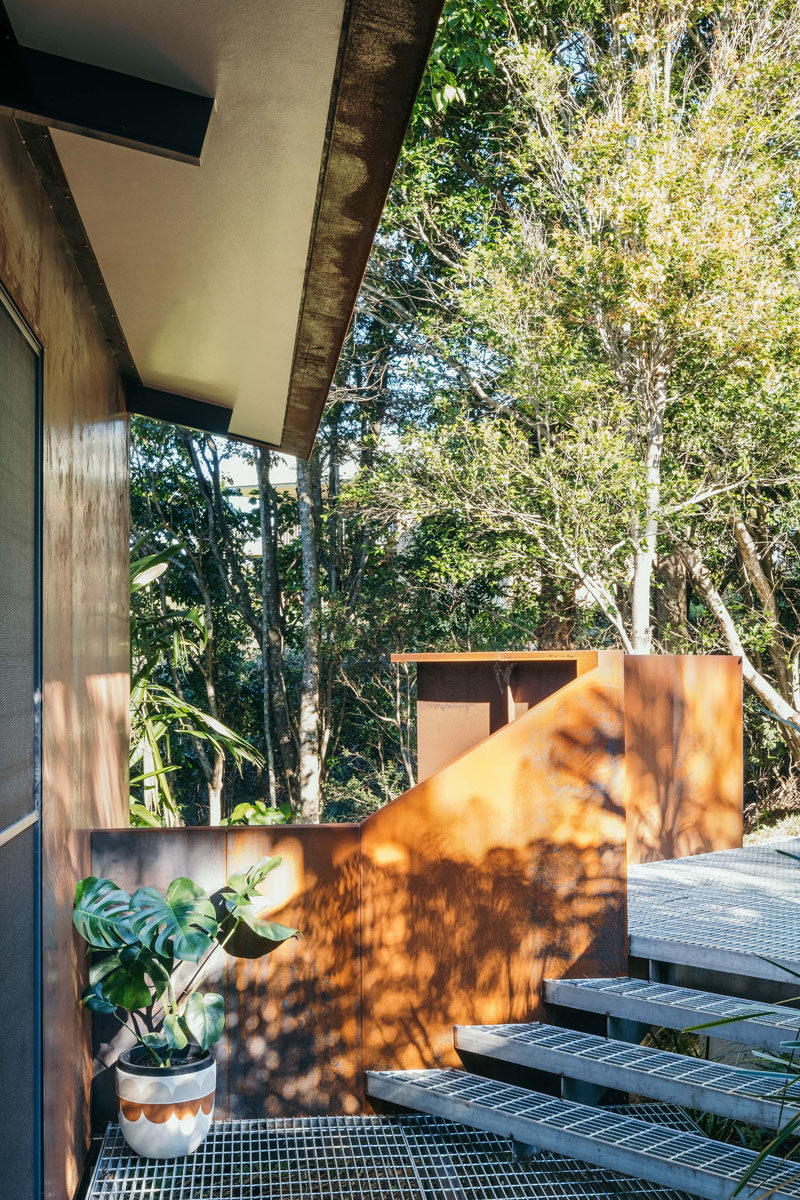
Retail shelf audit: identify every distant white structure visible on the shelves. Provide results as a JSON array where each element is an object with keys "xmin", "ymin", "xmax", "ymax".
[{"xmin": 224, "ymin": 450, "xmax": 358, "ymax": 556}]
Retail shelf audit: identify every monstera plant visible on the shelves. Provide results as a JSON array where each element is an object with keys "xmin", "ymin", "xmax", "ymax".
[{"xmin": 73, "ymin": 856, "xmax": 298, "ymax": 1159}]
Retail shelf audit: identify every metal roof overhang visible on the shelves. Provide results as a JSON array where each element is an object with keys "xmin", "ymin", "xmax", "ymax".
[{"xmin": 3, "ymin": 0, "xmax": 443, "ymax": 457}]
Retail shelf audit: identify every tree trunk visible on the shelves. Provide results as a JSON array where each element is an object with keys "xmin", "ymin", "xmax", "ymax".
[
  {"xmin": 207, "ymin": 749, "xmax": 224, "ymax": 825},
  {"xmin": 255, "ymin": 448, "xmax": 296, "ymax": 807},
  {"xmin": 296, "ymin": 454, "xmax": 322, "ymax": 822},
  {"xmin": 732, "ymin": 508, "xmax": 790, "ymax": 698},
  {"xmin": 254, "ymin": 449, "xmax": 278, "ymax": 806},
  {"xmin": 395, "ymin": 662, "xmax": 416, "ymax": 789},
  {"xmin": 654, "ymin": 552, "xmax": 687, "ymax": 651},
  {"xmin": 679, "ymin": 541, "xmax": 800, "ymax": 759},
  {"xmin": 162, "ymin": 573, "xmax": 224, "ymax": 823},
  {"xmin": 630, "ymin": 363, "xmax": 669, "ymax": 653},
  {"xmin": 535, "ymin": 578, "xmax": 576, "ymax": 649}
]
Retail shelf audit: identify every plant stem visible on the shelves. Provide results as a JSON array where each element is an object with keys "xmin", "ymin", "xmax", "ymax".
[
  {"xmin": 113, "ymin": 1009, "xmax": 163, "ymax": 1066},
  {"xmin": 174, "ymin": 918, "xmax": 241, "ymax": 1012}
]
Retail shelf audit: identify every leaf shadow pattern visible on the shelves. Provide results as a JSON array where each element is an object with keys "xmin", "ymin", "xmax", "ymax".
[
  {"xmin": 92, "ymin": 654, "xmax": 629, "ymax": 1122},
  {"xmin": 624, "ymin": 656, "xmax": 742, "ymax": 865}
]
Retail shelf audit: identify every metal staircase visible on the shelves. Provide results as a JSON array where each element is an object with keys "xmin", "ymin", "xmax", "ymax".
[{"xmin": 366, "ymin": 976, "xmax": 800, "ymax": 1200}]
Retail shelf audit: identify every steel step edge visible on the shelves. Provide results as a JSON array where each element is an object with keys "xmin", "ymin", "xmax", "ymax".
[
  {"xmin": 544, "ymin": 977, "xmax": 800, "ymax": 1054},
  {"xmin": 546, "ymin": 979, "xmax": 800, "ymax": 1056},
  {"xmin": 455, "ymin": 1022, "xmax": 799, "ymax": 1131},
  {"xmin": 365, "ymin": 1068, "xmax": 800, "ymax": 1200},
  {"xmin": 627, "ymin": 933, "xmax": 798, "ymax": 984}
]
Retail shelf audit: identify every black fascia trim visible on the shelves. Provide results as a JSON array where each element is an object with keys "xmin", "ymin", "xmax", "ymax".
[
  {"xmin": 0, "ymin": 3, "xmax": 213, "ymax": 164},
  {"xmin": 126, "ymin": 385, "xmax": 234, "ymax": 437}
]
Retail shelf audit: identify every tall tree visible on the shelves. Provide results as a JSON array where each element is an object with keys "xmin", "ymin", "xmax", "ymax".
[
  {"xmin": 357, "ymin": 0, "xmax": 800, "ymax": 651},
  {"xmin": 296, "ymin": 454, "xmax": 322, "ymax": 821}
]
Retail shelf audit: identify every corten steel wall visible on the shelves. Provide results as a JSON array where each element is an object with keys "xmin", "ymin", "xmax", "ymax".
[
  {"xmin": 92, "ymin": 652, "xmax": 628, "ymax": 1121},
  {"xmin": 624, "ymin": 655, "xmax": 743, "ymax": 865},
  {"xmin": 91, "ymin": 825, "xmax": 363, "ymax": 1121},
  {"xmin": 404, "ymin": 652, "xmax": 599, "ymax": 781},
  {"xmin": 0, "ymin": 117, "xmax": 130, "ymax": 1200},
  {"xmin": 361, "ymin": 650, "xmax": 628, "ymax": 1073}
]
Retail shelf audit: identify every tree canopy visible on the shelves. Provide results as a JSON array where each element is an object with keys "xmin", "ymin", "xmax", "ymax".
[{"xmin": 131, "ymin": 0, "xmax": 800, "ymax": 827}]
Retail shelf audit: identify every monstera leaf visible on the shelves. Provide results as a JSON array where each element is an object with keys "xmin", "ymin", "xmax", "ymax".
[
  {"xmin": 183, "ymin": 992, "xmax": 225, "ymax": 1050},
  {"xmin": 221, "ymin": 856, "xmax": 298, "ymax": 944},
  {"xmin": 129, "ymin": 878, "xmax": 219, "ymax": 962},
  {"xmin": 118, "ymin": 944, "xmax": 174, "ymax": 997},
  {"xmin": 223, "ymin": 855, "xmax": 282, "ymax": 904},
  {"xmin": 141, "ymin": 1032, "xmax": 168, "ymax": 1052},
  {"xmin": 238, "ymin": 913, "xmax": 299, "ymax": 942},
  {"xmin": 88, "ymin": 952, "xmax": 151, "ymax": 1011},
  {"xmin": 84, "ymin": 944, "xmax": 174, "ymax": 1013},
  {"xmin": 81, "ymin": 982, "xmax": 118, "ymax": 1015},
  {"xmin": 73, "ymin": 877, "xmax": 136, "ymax": 950},
  {"xmin": 163, "ymin": 1013, "xmax": 189, "ymax": 1051}
]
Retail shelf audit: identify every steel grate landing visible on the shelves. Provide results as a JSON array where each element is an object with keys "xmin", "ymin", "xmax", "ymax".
[
  {"xmin": 628, "ymin": 839, "xmax": 800, "ymax": 980},
  {"xmin": 86, "ymin": 1110, "xmax": 700, "ymax": 1200}
]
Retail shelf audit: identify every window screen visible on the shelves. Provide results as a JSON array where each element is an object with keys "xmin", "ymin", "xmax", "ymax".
[
  {"xmin": 0, "ymin": 292, "xmax": 41, "ymax": 1200},
  {"xmin": 0, "ymin": 298, "xmax": 37, "ymax": 831}
]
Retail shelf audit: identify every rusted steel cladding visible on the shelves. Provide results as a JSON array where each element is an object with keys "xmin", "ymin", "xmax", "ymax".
[
  {"xmin": 0, "ymin": 116, "xmax": 129, "ymax": 1200},
  {"xmin": 91, "ymin": 825, "xmax": 363, "ymax": 1123},
  {"xmin": 360, "ymin": 651, "xmax": 628, "ymax": 1074},
  {"xmin": 415, "ymin": 662, "xmax": 512, "ymax": 781},
  {"xmin": 224, "ymin": 825, "xmax": 362, "ymax": 1118},
  {"xmin": 414, "ymin": 654, "xmax": 597, "ymax": 781},
  {"xmin": 624, "ymin": 655, "xmax": 743, "ymax": 865}
]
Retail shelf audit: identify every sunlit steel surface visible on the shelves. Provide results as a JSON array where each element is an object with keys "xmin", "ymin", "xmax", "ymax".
[
  {"xmin": 87, "ymin": 1110, "xmax": 699, "ymax": 1200},
  {"xmin": 366, "ymin": 1072, "xmax": 800, "ymax": 1200},
  {"xmin": 628, "ymin": 838, "xmax": 800, "ymax": 979},
  {"xmin": 545, "ymin": 975, "xmax": 800, "ymax": 1054}
]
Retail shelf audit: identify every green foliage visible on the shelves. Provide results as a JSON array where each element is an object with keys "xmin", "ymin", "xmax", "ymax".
[
  {"xmin": 73, "ymin": 877, "xmax": 136, "ymax": 950},
  {"xmin": 128, "ymin": 0, "xmax": 800, "ymax": 823},
  {"xmin": 221, "ymin": 801, "xmax": 291, "ymax": 827},
  {"xmin": 320, "ymin": 758, "xmax": 406, "ymax": 823},
  {"xmin": 128, "ymin": 878, "xmax": 219, "ymax": 963},
  {"xmin": 183, "ymin": 992, "xmax": 225, "ymax": 1052},
  {"xmin": 130, "ymin": 541, "xmax": 264, "ymax": 827},
  {"xmin": 73, "ymin": 858, "xmax": 298, "ymax": 1066},
  {"xmin": 221, "ymin": 855, "xmax": 300, "ymax": 942},
  {"xmin": 346, "ymin": 0, "xmax": 800, "ymax": 803}
]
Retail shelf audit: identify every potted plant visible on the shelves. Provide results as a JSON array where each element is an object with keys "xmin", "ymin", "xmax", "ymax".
[{"xmin": 73, "ymin": 855, "xmax": 298, "ymax": 1159}]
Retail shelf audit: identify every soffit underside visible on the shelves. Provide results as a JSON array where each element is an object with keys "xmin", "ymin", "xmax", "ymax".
[{"xmin": 7, "ymin": 0, "xmax": 348, "ymax": 449}]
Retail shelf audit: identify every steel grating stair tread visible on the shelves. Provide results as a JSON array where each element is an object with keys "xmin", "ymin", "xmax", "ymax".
[
  {"xmin": 545, "ymin": 976, "xmax": 800, "ymax": 1053},
  {"xmin": 455, "ymin": 1020, "xmax": 800, "ymax": 1130},
  {"xmin": 366, "ymin": 1067, "xmax": 800, "ymax": 1200}
]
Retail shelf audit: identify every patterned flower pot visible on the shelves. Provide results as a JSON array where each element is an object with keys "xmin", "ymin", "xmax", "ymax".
[{"xmin": 116, "ymin": 1046, "xmax": 216, "ymax": 1159}]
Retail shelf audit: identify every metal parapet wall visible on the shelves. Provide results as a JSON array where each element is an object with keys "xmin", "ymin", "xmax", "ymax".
[
  {"xmin": 623, "ymin": 655, "xmax": 743, "ymax": 865},
  {"xmin": 360, "ymin": 651, "xmax": 628, "ymax": 1075},
  {"xmin": 90, "ymin": 651, "xmax": 741, "ymax": 1124}
]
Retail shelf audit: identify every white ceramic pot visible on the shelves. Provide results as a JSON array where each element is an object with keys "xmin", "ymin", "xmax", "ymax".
[{"xmin": 116, "ymin": 1046, "xmax": 216, "ymax": 1159}]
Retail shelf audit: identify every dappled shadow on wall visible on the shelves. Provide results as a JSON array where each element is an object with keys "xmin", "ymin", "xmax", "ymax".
[
  {"xmin": 224, "ymin": 825, "xmax": 363, "ymax": 1117},
  {"xmin": 360, "ymin": 669, "xmax": 627, "ymax": 1074},
  {"xmin": 91, "ymin": 657, "xmax": 628, "ymax": 1121},
  {"xmin": 623, "ymin": 656, "xmax": 742, "ymax": 864}
]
